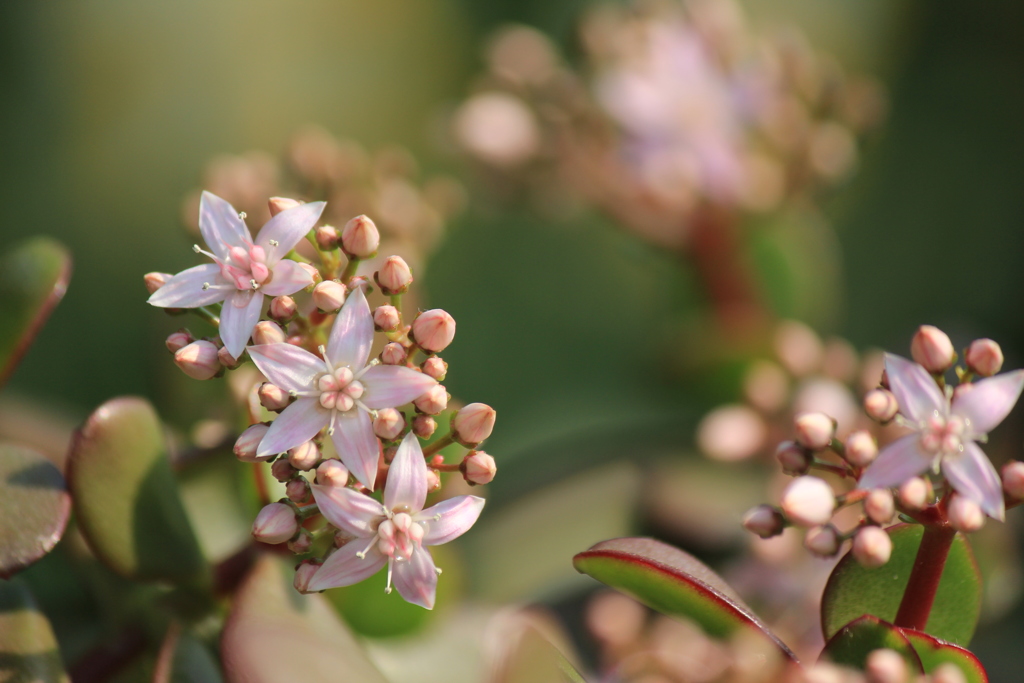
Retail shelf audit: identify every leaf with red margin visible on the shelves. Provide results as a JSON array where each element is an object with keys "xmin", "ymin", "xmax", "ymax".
[
  {"xmin": 0, "ymin": 444, "xmax": 70, "ymax": 579},
  {"xmin": 820, "ymin": 615, "xmax": 923, "ymax": 673},
  {"xmin": 573, "ymin": 537, "xmax": 796, "ymax": 660},
  {"xmin": 900, "ymin": 627, "xmax": 988, "ymax": 683}
]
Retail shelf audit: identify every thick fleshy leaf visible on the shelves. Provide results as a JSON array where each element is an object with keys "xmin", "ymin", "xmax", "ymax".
[
  {"xmin": 222, "ymin": 556, "xmax": 388, "ymax": 683},
  {"xmin": 490, "ymin": 622, "xmax": 587, "ymax": 683},
  {"xmin": 944, "ymin": 442, "xmax": 1004, "ymax": 520},
  {"xmin": 199, "ymin": 191, "xmax": 250, "ymax": 260},
  {"xmin": 256, "ymin": 398, "xmax": 328, "ymax": 457},
  {"xmin": 822, "ymin": 524, "xmax": 981, "ymax": 645},
  {"xmin": 392, "ymin": 548, "xmax": 438, "ymax": 609},
  {"xmin": 360, "ymin": 365, "xmax": 437, "ymax": 410},
  {"xmin": 820, "ymin": 615, "xmax": 923, "ymax": 673},
  {"xmin": 153, "ymin": 622, "xmax": 223, "ymax": 683},
  {"xmin": 219, "ymin": 289, "xmax": 264, "ymax": 358},
  {"xmin": 311, "ymin": 483, "xmax": 386, "ymax": 538},
  {"xmin": 248, "ymin": 343, "xmax": 325, "ymax": 393},
  {"xmin": 418, "ymin": 495, "xmax": 486, "ymax": 546},
  {"xmin": 67, "ymin": 397, "xmax": 207, "ymax": 583},
  {"xmin": 256, "ymin": 201, "xmax": 326, "ymax": 261},
  {"xmin": 307, "ymin": 542, "xmax": 388, "ymax": 592},
  {"xmin": 0, "ymin": 444, "xmax": 70, "ymax": 579},
  {"xmin": 953, "ymin": 370, "xmax": 1024, "ymax": 435},
  {"xmin": 886, "ymin": 354, "xmax": 947, "ymax": 424},
  {"xmin": 0, "ymin": 237, "xmax": 71, "ymax": 387},
  {"xmin": 147, "ymin": 264, "xmax": 228, "ymax": 308},
  {"xmin": 900, "ymin": 627, "xmax": 988, "ymax": 683},
  {"xmin": 0, "ymin": 580, "xmax": 69, "ymax": 683},
  {"xmin": 858, "ymin": 434, "xmax": 934, "ymax": 491},
  {"xmin": 573, "ymin": 537, "xmax": 796, "ymax": 658},
  {"xmin": 326, "ymin": 285, "xmax": 373, "ymax": 370},
  {"xmin": 384, "ymin": 433, "xmax": 428, "ymax": 513},
  {"xmin": 331, "ymin": 409, "xmax": 380, "ymax": 490},
  {"xmin": 260, "ymin": 259, "xmax": 314, "ymax": 297}
]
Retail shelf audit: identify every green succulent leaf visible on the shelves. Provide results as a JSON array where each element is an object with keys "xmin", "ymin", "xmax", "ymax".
[
  {"xmin": 901, "ymin": 627, "xmax": 988, "ymax": 683},
  {"xmin": 0, "ymin": 580, "xmax": 70, "ymax": 683},
  {"xmin": 490, "ymin": 623, "xmax": 586, "ymax": 683},
  {"xmin": 821, "ymin": 615, "xmax": 923, "ymax": 673},
  {"xmin": 153, "ymin": 623, "xmax": 223, "ymax": 683},
  {"xmin": 0, "ymin": 443, "xmax": 70, "ymax": 578}
]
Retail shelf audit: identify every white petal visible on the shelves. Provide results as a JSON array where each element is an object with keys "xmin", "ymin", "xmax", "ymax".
[
  {"xmin": 248, "ymin": 343, "xmax": 325, "ymax": 393},
  {"xmin": 147, "ymin": 264, "xmax": 229, "ymax": 308},
  {"xmin": 220, "ymin": 290, "xmax": 264, "ymax": 358},
  {"xmin": 326, "ymin": 285, "xmax": 373, "ymax": 370},
  {"xmin": 360, "ymin": 366, "xmax": 437, "ymax": 410},
  {"xmin": 384, "ymin": 432, "xmax": 428, "ymax": 513},
  {"xmin": 417, "ymin": 495, "xmax": 485, "ymax": 546},
  {"xmin": 885, "ymin": 353, "xmax": 947, "ymax": 424},
  {"xmin": 260, "ymin": 259, "xmax": 315, "ymax": 296},
  {"xmin": 256, "ymin": 398, "xmax": 328, "ymax": 457},
  {"xmin": 392, "ymin": 549, "xmax": 437, "ymax": 609},
  {"xmin": 331, "ymin": 409, "xmax": 381, "ymax": 490},
  {"xmin": 256, "ymin": 201, "xmax": 326, "ymax": 262},
  {"xmin": 307, "ymin": 542, "xmax": 387, "ymax": 592},
  {"xmin": 857, "ymin": 434, "xmax": 934, "ymax": 491},
  {"xmin": 199, "ymin": 191, "xmax": 251, "ymax": 259},
  {"xmin": 944, "ymin": 442, "xmax": 1005, "ymax": 520},
  {"xmin": 311, "ymin": 483, "xmax": 386, "ymax": 538},
  {"xmin": 952, "ymin": 370, "xmax": 1024, "ymax": 435}
]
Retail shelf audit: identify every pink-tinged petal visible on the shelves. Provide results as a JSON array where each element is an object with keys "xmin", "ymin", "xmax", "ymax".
[
  {"xmin": 952, "ymin": 370, "xmax": 1024, "ymax": 434},
  {"xmin": 307, "ymin": 542, "xmax": 387, "ymax": 592},
  {"xmin": 331, "ymin": 409, "xmax": 380, "ymax": 490},
  {"xmin": 944, "ymin": 442, "xmax": 1005, "ymax": 520},
  {"xmin": 857, "ymin": 433, "xmax": 934, "ymax": 491},
  {"xmin": 384, "ymin": 432, "xmax": 428, "ymax": 513},
  {"xmin": 248, "ymin": 343, "xmax": 325, "ymax": 393},
  {"xmin": 147, "ymin": 264, "xmax": 229, "ymax": 308},
  {"xmin": 199, "ymin": 191, "xmax": 251, "ymax": 259},
  {"xmin": 219, "ymin": 290, "xmax": 264, "ymax": 358},
  {"xmin": 392, "ymin": 549, "xmax": 438, "ymax": 609},
  {"xmin": 885, "ymin": 353, "xmax": 947, "ymax": 424},
  {"xmin": 311, "ymin": 483, "xmax": 386, "ymax": 537},
  {"xmin": 260, "ymin": 259, "xmax": 315, "ymax": 296},
  {"xmin": 360, "ymin": 366, "xmax": 438, "ymax": 410},
  {"xmin": 326, "ymin": 285, "xmax": 373, "ymax": 370},
  {"xmin": 256, "ymin": 201, "xmax": 326, "ymax": 262},
  {"xmin": 417, "ymin": 495, "xmax": 485, "ymax": 546},
  {"xmin": 256, "ymin": 398, "xmax": 328, "ymax": 457}
]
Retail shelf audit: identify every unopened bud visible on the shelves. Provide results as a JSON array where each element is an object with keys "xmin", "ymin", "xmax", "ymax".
[
  {"xmin": 269, "ymin": 296, "xmax": 297, "ymax": 323},
  {"xmin": 271, "ymin": 458, "xmax": 296, "ymax": 482},
  {"xmin": 258, "ymin": 382, "xmax": 291, "ymax": 412},
  {"xmin": 911, "ymin": 325, "xmax": 955, "ymax": 373},
  {"xmin": 948, "ymin": 495, "xmax": 984, "ymax": 533},
  {"xmin": 1002, "ymin": 461, "xmax": 1024, "ymax": 500},
  {"xmin": 780, "ymin": 476, "xmax": 835, "ymax": 526},
  {"xmin": 298, "ymin": 262, "xmax": 321, "ymax": 286},
  {"xmin": 453, "ymin": 403, "xmax": 496, "ymax": 446},
  {"xmin": 804, "ymin": 524, "xmax": 841, "ymax": 557},
  {"xmin": 252, "ymin": 320, "xmax": 287, "ymax": 346},
  {"xmin": 425, "ymin": 469, "xmax": 442, "ymax": 493},
  {"xmin": 373, "ymin": 305, "xmax": 401, "ymax": 332},
  {"xmin": 421, "ymin": 357, "xmax": 448, "ymax": 381},
  {"xmin": 165, "ymin": 329, "xmax": 193, "ymax": 353},
  {"xmin": 373, "ymin": 408, "xmax": 406, "ymax": 441},
  {"xmin": 414, "ymin": 384, "xmax": 448, "ymax": 415},
  {"xmin": 461, "ymin": 451, "xmax": 497, "ymax": 485},
  {"xmin": 287, "ymin": 529, "xmax": 313, "ymax": 554},
  {"xmin": 315, "ymin": 225, "xmax": 339, "ymax": 251},
  {"xmin": 312, "ymin": 280, "xmax": 346, "ymax": 313},
  {"xmin": 144, "ymin": 272, "xmax": 172, "ymax": 294},
  {"xmin": 411, "ymin": 309, "xmax": 456, "ymax": 353},
  {"xmin": 341, "ymin": 215, "xmax": 380, "ymax": 258},
  {"xmin": 864, "ymin": 489, "xmax": 895, "ymax": 524},
  {"xmin": 315, "ymin": 459, "xmax": 349, "ymax": 487},
  {"xmin": 288, "ymin": 441, "xmax": 320, "ymax": 470},
  {"xmin": 965, "ymin": 338, "xmax": 1003, "ymax": 377},
  {"xmin": 252, "ymin": 502, "xmax": 298, "ymax": 544},
  {"xmin": 381, "ymin": 342, "xmax": 408, "ymax": 365},
  {"xmin": 293, "ymin": 559, "xmax": 321, "ymax": 594},
  {"xmin": 375, "ymin": 255, "xmax": 413, "ymax": 294},
  {"xmin": 898, "ymin": 477, "xmax": 928, "ymax": 510},
  {"xmin": 742, "ymin": 505, "xmax": 786, "ymax": 539},
  {"xmin": 174, "ymin": 341, "xmax": 222, "ymax": 380},
  {"xmin": 864, "ymin": 388, "xmax": 899, "ymax": 423},
  {"xmin": 844, "ymin": 430, "xmax": 878, "ymax": 467},
  {"xmin": 776, "ymin": 440, "xmax": 812, "ymax": 475},
  {"xmin": 865, "ymin": 648, "xmax": 907, "ymax": 683},
  {"xmin": 218, "ymin": 345, "xmax": 241, "ymax": 369},
  {"xmin": 793, "ymin": 412, "xmax": 835, "ymax": 450},
  {"xmin": 931, "ymin": 663, "xmax": 968, "ymax": 683},
  {"xmin": 852, "ymin": 526, "xmax": 892, "ymax": 568},
  {"xmin": 234, "ymin": 423, "xmax": 271, "ymax": 462},
  {"xmin": 268, "ymin": 196, "xmax": 301, "ymax": 216},
  {"xmin": 286, "ymin": 476, "xmax": 312, "ymax": 504},
  {"xmin": 412, "ymin": 414, "xmax": 437, "ymax": 438}
]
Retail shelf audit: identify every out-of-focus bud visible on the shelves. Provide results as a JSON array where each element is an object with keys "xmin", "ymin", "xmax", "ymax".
[
  {"xmin": 341, "ymin": 215, "xmax": 380, "ymax": 259},
  {"xmin": 376, "ymin": 255, "xmax": 413, "ymax": 294},
  {"xmin": 293, "ymin": 559, "xmax": 321, "ymax": 594},
  {"xmin": 165, "ymin": 329, "xmax": 193, "ymax": 353},
  {"xmin": 421, "ymin": 357, "xmax": 448, "ymax": 381},
  {"xmin": 453, "ymin": 403, "xmax": 497, "ymax": 447},
  {"xmin": 288, "ymin": 441, "xmax": 320, "ymax": 470},
  {"xmin": 793, "ymin": 412, "xmax": 835, "ymax": 450},
  {"xmin": 258, "ymin": 382, "xmax": 291, "ymax": 412},
  {"xmin": 315, "ymin": 225, "xmax": 339, "ymax": 251},
  {"xmin": 174, "ymin": 341, "xmax": 222, "ymax": 380},
  {"xmin": 414, "ymin": 385, "xmax": 448, "ymax": 415},
  {"xmin": 411, "ymin": 309, "xmax": 456, "ymax": 353},
  {"xmin": 373, "ymin": 305, "xmax": 401, "ymax": 332},
  {"xmin": 412, "ymin": 415, "xmax": 437, "ymax": 438},
  {"xmin": 268, "ymin": 196, "xmax": 300, "ymax": 216},
  {"xmin": 373, "ymin": 408, "xmax": 406, "ymax": 441},
  {"xmin": 774, "ymin": 320, "xmax": 824, "ymax": 377},
  {"xmin": 286, "ymin": 477, "xmax": 312, "ymax": 504},
  {"xmin": 965, "ymin": 338, "xmax": 1003, "ymax": 377},
  {"xmin": 776, "ymin": 440, "xmax": 812, "ymax": 475},
  {"xmin": 218, "ymin": 346, "xmax": 241, "ymax": 369},
  {"xmin": 144, "ymin": 272, "xmax": 172, "ymax": 294},
  {"xmin": 252, "ymin": 502, "xmax": 298, "ymax": 544},
  {"xmin": 743, "ymin": 360, "xmax": 789, "ymax": 413},
  {"xmin": 697, "ymin": 405, "xmax": 768, "ymax": 462},
  {"xmin": 312, "ymin": 281, "xmax": 346, "ymax": 313},
  {"xmin": 780, "ymin": 477, "xmax": 835, "ymax": 526},
  {"xmin": 315, "ymin": 459, "xmax": 349, "ymax": 487},
  {"xmin": 844, "ymin": 430, "xmax": 878, "ymax": 467},
  {"xmin": 425, "ymin": 469, "xmax": 442, "ymax": 493},
  {"xmin": 911, "ymin": 325, "xmax": 955, "ymax": 373},
  {"xmin": 298, "ymin": 262, "xmax": 321, "ymax": 287},
  {"xmin": 252, "ymin": 320, "xmax": 287, "ymax": 346},
  {"xmin": 853, "ymin": 526, "xmax": 892, "ymax": 568},
  {"xmin": 865, "ymin": 648, "xmax": 907, "ymax": 683},
  {"xmin": 381, "ymin": 342, "xmax": 408, "ymax": 365},
  {"xmin": 865, "ymin": 489, "xmax": 895, "ymax": 524},
  {"xmin": 864, "ymin": 388, "xmax": 899, "ymax": 423},
  {"xmin": 948, "ymin": 495, "xmax": 984, "ymax": 533},
  {"xmin": 271, "ymin": 458, "xmax": 296, "ymax": 482},
  {"xmin": 234, "ymin": 423, "xmax": 270, "ymax": 462},
  {"xmin": 288, "ymin": 529, "xmax": 313, "ymax": 554},
  {"xmin": 742, "ymin": 505, "xmax": 785, "ymax": 539},
  {"xmin": 1002, "ymin": 461, "xmax": 1024, "ymax": 500},
  {"xmin": 804, "ymin": 524, "xmax": 841, "ymax": 557},
  {"xmin": 898, "ymin": 477, "xmax": 928, "ymax": 510},
  {"xmin": 461, "ymin": 451, "xmax": 497, "ymax": 485},
  {"xmin": 269, "ymin": 295, "xmax": 298, "ymax": 323},
  {"xmin": 931, "ymin": 663, "xmax": 968, "ymax": 683}
]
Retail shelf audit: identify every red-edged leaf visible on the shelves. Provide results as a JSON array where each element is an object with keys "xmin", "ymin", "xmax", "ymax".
[
  {"xmin": 0, "ymin": 443, "xmax": 70, "ymax": 578},
  {"xmin": 900, "ymin": 627, "xmax": 988, "ymax": 683},
  {"xmin": 821, "ymin": 615, "xmax": 923, "ymax": 673}
]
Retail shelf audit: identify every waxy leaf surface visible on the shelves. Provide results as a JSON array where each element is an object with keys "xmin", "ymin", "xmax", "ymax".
[
  {"xmin": 0, "ymin": 580, "xmax": 69, "ymax": 683},
  {"xmin": 0, "ymin": 444, "xmax": 70, "ymax": 578},
  {"xmin": 821, "ymin": 615, "xmax": 923, "ymax": 673},
  {"xmin": 901, "ymin": 627, "xmax": 988, "ymax": 683}
]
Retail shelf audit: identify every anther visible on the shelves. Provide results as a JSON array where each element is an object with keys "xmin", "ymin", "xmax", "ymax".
[
  {"xmin": 238, "ymin": 212, "xmax": 247, "ymax": 220},
  {"xmin": 356, "ymin": 550, "xmax": 366, "ymax": 559},
  {"xmin": 250, "ymin": 279, "xmax": 258, "ymax": 290},
  {"xmin": 269, "ymin": 239, "xmax": 279, "ymax": 247},
  {"xmin": 288, "ymin": 390, "xmax": 298, "ymax": 398},
  {"xmin": 435, "ymin": 567, "xmax": 443, "ymax": 575},
  {"xmin": 433, "ymin": 513, "xmax": 442, "ymax": 521},
  {"xmin": 202, "ymin": 282, "xmax": 210, "ymax": 290},
  {"xmin": 318, "ymin": 345, "xmax": 327, "ymax": 357},
  {"xmin": 192, "ymin": 244, "xmax": 202, "ymax": 253}
]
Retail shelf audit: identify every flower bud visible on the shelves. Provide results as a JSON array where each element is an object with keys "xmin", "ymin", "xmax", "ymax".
[
  {"xmin": 271, "ymin": 458, "xmax": 296, "ymax": 482},
  {"xmin": 288, "ymin": 529, "xmax": 313, "ymax": 554},
  {"xmin": 911, "ymin": 325, "xmax": 955, "ymax": 373},
  {"xmin": 411, "ymin": 309, "xmax": 456, "ymax": 353},
  {"xmin": 742, "ymin": 505, "xmax": 786, "ymax": 539},
  {"xmin": 412, "ymin": 414, "xmax": 437, "ymax": 438},
  {"xmin": 218, "ymin": 346, "xmax": 241, "ymax": 369},
  {"xmin": 461, "ymin": 451, "xmax": 497, "ymax": 485},
  {"xmin": 298, "ymin": 262, "xmax": 321, "ymax": 286},
  {"xmin": 315, "ymin": 459, "xmax": 349, "ymax": 487},
  {"xmin": 293, "ymin": 559, "xmax": 321, "ymax": 594},
  {"xmin": 341, "ymin": 215, "xmax": 380, "ymax": 258},
  {"xmin": 865, "ymin": 648, "xmax": 907, "ymax": 683},
  {"xmin": 234, "ymin": 423, "xmax": 271, "ymax": 462},
  {"xmin": 453, "ymin": 403, "xmax": 497, "ymax": 447},
  {"xmin": 852, "ymin": 526, "xmax": 892, "ymax": 568},
  {"xmin": 268, "ymin": 197, "xmax": 301, "ymax": 216},
  {"xmin": 414, "ymin": 384, "xmax": 448, "ymax": 415},
  {"xmin": 288, "ymin": 441, "xmax": 320, "ymax": 470},
  {"xmin": 286, "ymin": 476, "xmax": 312, "ymax": 504},
  {"xmin": 421, "ymin": 357, "xmax": 448, "ymax": 381},
  {"xmin": 965, "ymin": 338, "xmax": 1003, "ymax": 377},
  {"xmin": 373, "ymin": 305, "xmax": 401, "ymax": 332},
  {"xmin": 381, "ymin": 342, "xmax": 408, "ymax": 365},
  {"xmin": 425, "ymin": 469, "xmax": 442, "ymax": 493},
  {"xmin": 931, "ymin": 663, "xmax": 968, "ymax": 683},
  {"xmin": 252, "ymin": 502, "xmax": 298, "ymax": 544},
  {"xmin": 312, "ymin": 281, "xmax": 346, "ymax": 313},
  {"xmin": 252, "ymin": 320, "xmax": 287, "ymax": 346},
  {"xmin": 844, "ymin": 430, "xmax": 878, "ymax": 467},
  {"xmin": 373, "ymin": 408, "xmax": 406, "ymax": 441},
  {"xmin": 315, "ymin": 225, "xmax": 339, "ymax": 251},
  {"xmin": 1002, "ymin": 461, "xmax": 1024, "ymax": 500},
  {"xmin": 804, "ymin": 524, "xmax": 841, "ymax": 557},
  {"xmin": 948, "ymin": 495, "xmax": 984, "ymax": 533},
  {"xmin": 269, "ymin": 295, "xmax": 297, "ymax": 323},
  {"xmin": 258, "ymin": 382, "xmax": 291, "ymax": 412},
  {"xmin": 174, "ymin": 341, "xmax": 222, "ymax": 380},
  {"xmin": 864, "ymin": 388, "xmax": 899, "ymax": 423},
  {"xmin": 780, "ymin": 477, "xmax": 835, "ymax": 526},
  {"xmin": 864, "ymin": 489, "xmax": 895, "ymax": 524},
  {"xmin": 793, "ymin": 412, "xmax": 835, "ymax": 450},
  {"xmin": 144, "ymin": 271, "xmax": 172, "ymax": 294},
  {"xmin": 165, "ymin": 329, "xmax": 193, "ymax": 354},
  {"xmin": 898, "ymin": 477, "xmax": 928, "ymax": 510},
  {"xmin": 375, "ymin": 255, "xmax": 413, "ymax": 294},
  {"xmin": 775, "ymin": 440, "xmax": 812, "ymax": 475}
]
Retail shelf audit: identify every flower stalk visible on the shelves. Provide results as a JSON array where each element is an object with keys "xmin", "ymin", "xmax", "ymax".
[{"xmin": 893, "ymin": 523, "xmax": 957, "ymax": 632}]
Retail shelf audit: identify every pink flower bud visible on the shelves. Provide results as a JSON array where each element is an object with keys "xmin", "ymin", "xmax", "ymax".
[
  {"xmin": 381, "ymin": 342, "xmax": 408, "ymax": 365},
  {"xmin": 316, "ymin": 459, "xmax": 350, "ymax": 487},
  {"xmin": 948, "ymin": 495, "xmax": 984, "ymax": 533},
  {"xmin": 844, "ymin": 430, "xmax": 878, "ymax": 467},
  {"xmin": 288, "ymin": 441, "xmax": 320, "ymax": 470},
  {"xmin": 775, "ymin": 440, "xmax": 811, "ymax": 475},
  {"xmin": 453, "ymin": 403, "xmax": 497, "ymax": 446},
  {"xmin": 258, "ymin": 382, "xmax": 291, "ymax": 412},
  {"xmin": 461, "ymin": 451, "xmax": 497, "ymax": 485},
  {"xmin": 411, "ymin": 309, "xmax": 456, "ymax": 353},
  {"xmin": 931, "ymin": 663, "xmax": 968, "ymax": 683},
  {"xmin": 312, "ymin": 281, "xmax": 346, "ymax": 313},
  {"xmin": 1003, "ymin": 461, "xmax": 1024, "ymax": 500},
  {"xmin": 268, "ymin": 196, "xmax": 301, "ymax": 216},
  {"xmin": 293, "ymin": 559, "xmax": 321, "ymax": 594},
  {"xmin": 852, "ymin": 526, "xmax": 892, "ymax": 568},
  {"xmin": 144, "ymin": 272, "xmax": 172, "ymax": 294},
  {"xmin": 165, "ymin": 329, "xmax": 193, "ymax": 354},
  {"xmin": 804, "ymin": 524, "xmax": 840, "ymax": 557},
  {"xmin": 252, "ymin": 320, "xmax": 287, "ymax": 346},
  {"xmin": 315, "ymin": 225, "xmax": 339, "ymax": 251},
  {"xmin": 286, "ymin": 477, "xmax": 312, "ymax": 504},
  {"xmin": 341, "ymin": 215, "xmax": 380, "ymax": 259},
  {"xmin": 898, "ymin": 477, "xmax": 928, "ymax": 510},
  {"xmin": 174, "ymin": 341, "xmax": 222, "ymax": 380},
  {"xmin": 911, "ymin": 325, "xmax": 955, "ymax": 373},
  {"xmin": 865, "ymin": 648, "xmax": 907, "ymax": 683},
  {"xmin": 965, "ymin": 338, "xmax": 1003, "ymax": 377},
  {"xmin": 373, "ymin": 408, "xmax": 406, "ymax": 441},
  {"xmin": 742, "ymin": 505, "xmax": 785, "ymax": 539},
  {"xmin": 288, "ymin": 529, "xmax": 313, "ymax": 554},
  {"xmin": 298, "ymin": 262, "xmax": 321, "ymax": 286},
  {"xmin": 373, "ymin": 305, "xmax": 401, "ymax": 332},
  {"xmin": 234, "ymin": 423, "xmax": 271, "ymax": 462},
  {"xmin": 252, "ymin": 502, "xmax": 298, "ymax": 544},
  {"xmin": 697, "ymin": 405, "xmax": 767, "ymax": 462},
  {"xmin": 269, "ymin": 296, "xmax": 297, "ymax": 323},
  {"xmin": 863, "ymin": 388, "xmax": 899, "ymax": 423},
  {"xmin": 376, "ymin": 255, "xmax": 413, "ymax": 294},
  {"xmin": 793, "ymin": 412, "xmax": 835, "ymax": 450},
  {"xmin": 218, "ymin": 345, "xmax": 241, "ymax": 369},
  {"xmin": 780, "ymin": 476, "xmax": 835, "ymax": 526},
  {"xmin": 421, "ymin": 357, "xmax": 448, "ymax": 381},
  {"xmin": 414, "ymin": 384, "xmax": 448, "ymax": 415},
  {"xmin": 425, "ymin": 468, "xmax": 442, "ymax": 493},
  {"xmin": 271, "ymin": 458, "xmax": 296, "ymax": 482},
  {"xmin": 412, "ymin": 414, "xmax": 437, "ymax": 438},
  {"xmin": 864, "ymin": 489, "xmax": 895, "ymax": 524}
]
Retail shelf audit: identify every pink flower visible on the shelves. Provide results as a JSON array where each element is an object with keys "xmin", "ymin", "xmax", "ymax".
[
  {"xmin": 148, "ymin": 191, "xmax": 324, "ymax": 357},
  {"xmin": 859, "ymin": 354, "xmax": 1024, "ymax": 520},
  {"xmin": 248, "ymin": 285, "xmax": 436, "ymax": 488},
  {"xmin": 307, "ymin": 432, "xmax": 485, "ymax": 608}
]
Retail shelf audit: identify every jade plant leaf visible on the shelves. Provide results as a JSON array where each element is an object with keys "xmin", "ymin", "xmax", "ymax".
[
  {"xmin": 820, "ymin": 615, "xmax": 923, "ymax": 673},
  {"xmin": 153, "ymin": 622, "xmax": 223, "ymax": 683},
  {"xmin": 221, "ymin": 556, "xmax": 389, "ymax": 683},
  {"xmin": 0, "ymin": 580, "xmax": 70, "ymax": 683},
  {"xmin": 821, "ymin": 524, "xmax": 981, "ymax": 645},
  {"xmin": 901, "ymin": 627, "xmax": 988, "ymax": 683},
  {"xmin": 67, "ymin": 397, "xmax": 207, "ymax": 584},
  {"xmin": 0, "ymin": 443, "xmax": 70, "ymax": 578},
  {"xmin": 573, "ymin": 537, "xmax": 796, "ymax": 659},
  {"xmin": 0, "ymin": 237, "xmax": 72, "ymax": 387},
  {"xmin": 491, "ymin": 623, "xmax": 587, "ymax": 683}
]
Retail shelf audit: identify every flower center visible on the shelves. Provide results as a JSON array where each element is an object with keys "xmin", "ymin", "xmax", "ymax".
[
  {"xmin": 375, "ymin": 512, "xmax": 425, "ymax": 561},
  {"xmin": 920, "ymin": 413, "xmax": 965, "ymax": 455},
  {"xmin": 318, "ymin": 367, "xmax": 364, "ymax": 412},
  {"xmin": 194, "ymin": 242, "xmax": 271, "ymax": 291}
]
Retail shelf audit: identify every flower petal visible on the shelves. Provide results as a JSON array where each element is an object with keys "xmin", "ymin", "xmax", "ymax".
[
  {"xmin": 392, "ymin": 548, "xmax": 437, "ymax": 610},
  {"xmin": 147, "ymin": 264, "xmax": 230, "ymax": 308},
  {"xmin": 256, "ymin": 397, "xmax": 328, "ymax": 457},
  {"xmin": 384, "ymin": 432, "xmax": 428, "ymax": 513},
  {"xmin": 417, "ymin": 495, "xmax": 485, "ymax": 546},
  {"xmin": 256, "ymin": 201, "xmax": 326, "ymax": 262},
  {"xmin": 260, "ymin": 259, "xmax": 315, "ymax": 296},
  {"xmin": 944, "ymin": 442, "xmax": 1005, "ymax": 520},
  {"xmin": 360, "ymin": 366, "xmax": 437, "ymax": 410},
  {"xmin": 331, "ymin": 409, "xmax": 381, "ymax": 490},
  {"xmin": 952, "ymin": 370, "xmax": 1024, "ymax": 435},
  {"xmin": 885, "ymin": 353, "xmax": 947, "ymax": 424},
  {"xmin": 326, "ymin": 285, "xmax": 373, "ymax": 370},
  {"xmin": 219, "ymin": 290, "xmax": 264, "ymax": 358},
  {"xmin": 199, "ymin": 191, "xmax": 251, "ymax": 259},
  {"xmin": 311, "ymin": 483, "xmax": 386, "ymax": 538},
  {"xmin": 857, "ymin": 433, "xmax": 934, "ymax": 491},
  {"xmin": 307, "ymin": 542, "xmax": 387, "ymax": 592},
  {"xmin": 248, "ymin": 343, "xmax": 325, "ymax": 393}
]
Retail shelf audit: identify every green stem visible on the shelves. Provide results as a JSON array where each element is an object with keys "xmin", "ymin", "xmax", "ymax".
[
  {"xmin": 423, "ymin": 434, "xmax": 455, "ymax": 458},
  {"xmin": 193, "ymin": 306, "xmax": 220, "ymax": 327},
  {"xmin": 340, "ymin": 257, "xmax": 360, "ymax": 285},
  {"xmin": 390, "ymin": 293, "xmax": 403, "ymax": 317},
  {"xmin": 893, "ymin": 524, "xmax": 956, "ymax": 631}
]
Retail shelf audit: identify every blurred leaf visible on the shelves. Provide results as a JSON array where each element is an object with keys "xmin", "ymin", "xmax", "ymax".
[
  {"xmin": 573, "ymin": 537, "xmax": 795, "ymax": 659},
  {"xmin": 820, "ymin": 615, "xmax": 923, "ymax": 673},
  {"xmin": 177, "ymin": 452, "xmax": 251, "ymax": 564},
  {"xmin": 221, "ymin": 555, "xmax": 388, "ymax": 683},
  {"xmin": 821, "ymin": 524, "xmax": 981, "ymax": 645},
  {"xmin": 153, "ymin": 622, "xmax": 222, "ymax": 683},
  {"xmin": 490, "ymin": 623, "xmax": 586, "ymax": 683},
  {"xmin": 0, "ymin": 443, "xmax": 70, "ymax": 578},
  {"xmin": 68, "ymin": 397, "xmax": 207, "ymax": 584},
  {"xmin": 0, "ymin": 580, "xmax": 70, "ymax": 683},
  {"xmin": 901, "ymin": 627, "xmax": 988, "ymax": 683},
  {"xmin": 0, "ymin": 237, "xmax": 71, "ymax": 387}
]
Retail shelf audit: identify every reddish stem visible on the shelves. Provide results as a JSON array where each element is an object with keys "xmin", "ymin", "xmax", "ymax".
[{"xmin": 893, "ymin": 524, "xmax": 956, "ymax": 631}]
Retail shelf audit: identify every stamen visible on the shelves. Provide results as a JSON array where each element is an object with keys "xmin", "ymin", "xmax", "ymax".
[
  {"xmin": 269, "ymin": 239, "xmax": 279, "ymax": 247},
  {"xmin": 435, "ymin": 566, "xmax": 443, "ymax": 575},
  {"xmin": 433, "ymin": 513, "xmax": 442, "ymax": 522},
  {"xmin": 355, "ymin": 536, "xmax": 377, "ymax": 560},
  {"xmin": 250, "ymin": 279, "xmax": 259, "ymax": 290},
  {"xmin": 238, "ymin": 212, "xmax": 247, "ymax": 220},
  {"xmin": 327, "ymin": 410, "xmax": 338, "ymax": 436},
  {"xmin": 192, "ymin": 244, "xmax": 202, "ymax": 253},
  {"xmin": 288, "ymin": 390, "xmax": 298, "ymax": 398},
  {"xmin": 385, "ymin": 561, "xmax": 394, "ymax": 594},
  {"xmin": 202, "ymin": 282, "xmax": 210, "ymax": 290}
]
